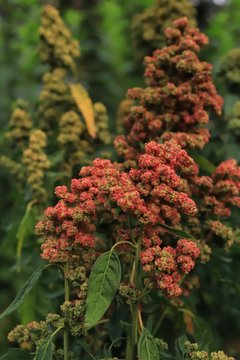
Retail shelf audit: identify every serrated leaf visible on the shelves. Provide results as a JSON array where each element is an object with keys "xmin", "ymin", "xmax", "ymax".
[
  {"xmin": 85, "ymin": 251, "xmax": 121, "ymax": 328},
  {"xmin": 0, "ymin": 264, "xmax": 49, "ymax": 320},
  {"xmin": 0, "ymin": 348, "xmax": 33, "ymax": 359},
  {"xmin": 35, "ymin": 335, "xmax": 53, "ymax": 360},
  {"xmin": 138, "ymin": 327, "xmax": 159, "ymax": 360},
  {"xmin": 70, "ymin": 83, "xmax": 96, "ymax": 138},
  {"xmin": 159, "ymin": 224, "xmax": 192, "ymax": 239}
]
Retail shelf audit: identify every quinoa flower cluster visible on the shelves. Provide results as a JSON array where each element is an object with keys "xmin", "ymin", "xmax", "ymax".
[
  {"xmin": 115, "ymin": 17, "xmax": 223, "ymax": 161},
  {"xmin": 36, "ymin": 140, "xmax": 200, "ymax": 296},
  {"xmin": 132, "ymin": 0, "xmax": 196, "ymax": 57}
]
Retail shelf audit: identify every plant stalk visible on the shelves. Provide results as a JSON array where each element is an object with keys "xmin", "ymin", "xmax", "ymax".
[
  {"xmin": 64, "ymin": 262, "xmax": 70, "ymax": 360},
  {"xmin": 126, "ymin": 235, "xmax": 142, "ymax": 360}
]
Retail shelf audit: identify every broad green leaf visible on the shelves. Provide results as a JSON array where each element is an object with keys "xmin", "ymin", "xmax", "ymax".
[
  {"xmin": 0, "ymin": 264, "xmax": 49, "ymax": 320},
  {"xmin": 85, "ymin": 251, "xmax": 121, "ymax": 328},
  {"xmin": 138, "ymin": 327, "xmax": 159, "ymax": 360},
  {"xmin": 16, "ymin": 200, "xmax": 36, "ymax": 269},
  {"xmin": 190, "ymin": 153, "xmax": 216, "ymax": 174},
  {"xmin": 0, "ymin": 348, "xmax": 33, "ymax": 359},
  {"xmin": 18, "ymin": 288, "xmax": 37, "ymax": 325},
  {"xmin": 35, "ymin": 336, "xmax": 53, "ymax": 360},
  {"xmin": 158, "ymin": 224, "xmax": 192, "ymax": 239}
]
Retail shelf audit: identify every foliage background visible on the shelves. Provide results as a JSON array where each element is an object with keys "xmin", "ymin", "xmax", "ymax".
[{"xmin": 1, "ymin": 0, "xmax": 240, "ymax": 357}]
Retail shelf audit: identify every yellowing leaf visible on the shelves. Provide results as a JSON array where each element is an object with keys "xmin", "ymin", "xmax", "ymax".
[
  {"xmin": 179, "ymin": 308, "xmax": 195, "ymax": 335},
  {"xmin": 70, "ymin": 83, "xmax": 96, "ymax": 138},
  {"xmin": 184, "ymin": 312, "xmax": 194, "ymax": 334}
]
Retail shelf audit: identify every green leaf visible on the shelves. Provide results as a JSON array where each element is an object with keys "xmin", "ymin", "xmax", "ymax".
[
  {"xmin": 35, "ymin": 336, "xmax": 53, "ymax": 360},
  {"xmin": 158, "ymin": 224, "xmax": 193, "ymax": 239},
  {"xmin": 0, "ymin": 264, "xmax": 49, "ymax": 320},
  {"xmin": 85, "ymin": 251, "xmax": 121, "ymax": 328},
  {"xmin": 146, "ymin": 314, "xmax": 154, "ymax": 332},
  {"xmin": 46, "ymin": 171, "xmax": 68, "ymax": 179},
  {"xmin": 190, "ymin": 153, "xmax": 216, "ymax": 174},
  {"xmin": 35, "ymin": 326, "xmax": 63, "ymax": 360},
  {"xmin": 77, "ymin": 338, "xmax": 96, "ymax": 359},
  {"xmin": 138, "ymin": 327, "xmax": 159, "ymax": 360},
  {"xmin": 16, "ymin": 201, "xmax": 36, "ymax": 269},
  {"xmin": 159, "ymin": 351, "xmax": 175, "ymax": 359},
  {"xmin": 175, "ymin": 335, "xmax": 188, "ymax": 358},
  {"xmin": 0, "ymin": 348, "xmax": 33, "ymax": 359},
  {"xmin": 48, "ymin": 149, "xmax": 65, "ymax": 166},
  {"xmin": 18, "ymin": 288, "xmax": 37, "ymax": 325}
]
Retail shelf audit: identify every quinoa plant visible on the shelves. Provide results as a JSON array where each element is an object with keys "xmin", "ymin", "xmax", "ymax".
[
  {"xmin": 0, "ymin": 5, "xmax": 111, "ymax": 270},
  {"xmin": 131, "ymin": 0, "xmax": 196, "ymax": 57},
  {"xmin": 0, "ymin": 12, "xmax": 239, "ymax": 360}
]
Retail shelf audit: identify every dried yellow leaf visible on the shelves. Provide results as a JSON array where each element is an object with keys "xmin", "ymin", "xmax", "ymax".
[
  {"xmin": 183, "ymin": 310, "xmax": 194, "ymax": 334},
  {"xmin": 70, "ymin": 83, "xmax": 96, "ymax": 139}
]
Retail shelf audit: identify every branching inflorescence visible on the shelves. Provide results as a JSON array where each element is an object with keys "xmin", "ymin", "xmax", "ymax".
[
  {"xmin": 115, "ymin": 17, "xmax": 223, "ymax": 161},
  {"xmin": 36, "ymin": 139, "xmax": 199, "ymax": 299},
  {"xmin": 132, "ymin": 0, "xmax": 196, "ymax": 57},
  {"xmin": 115, "ymin": 18, "xmax": 240, "ymax": 261}
]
